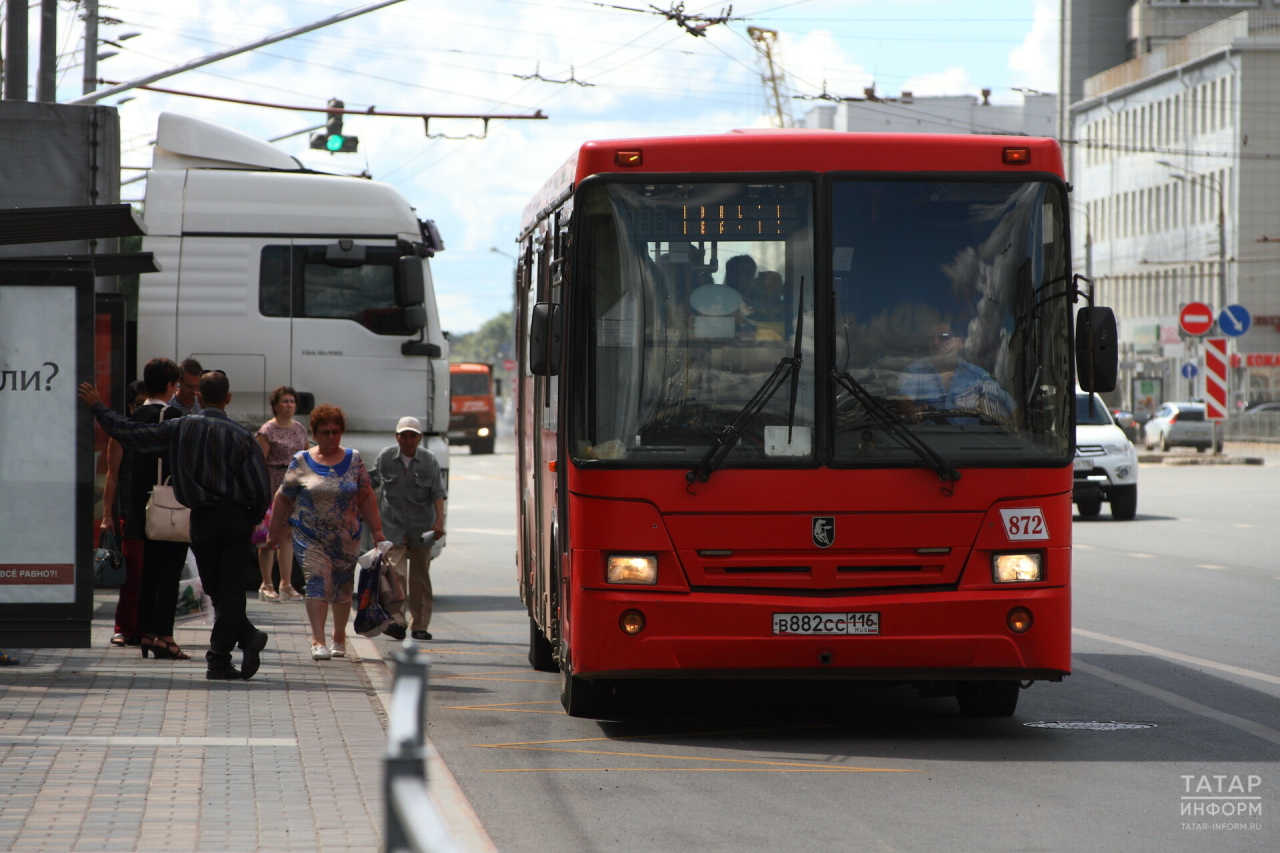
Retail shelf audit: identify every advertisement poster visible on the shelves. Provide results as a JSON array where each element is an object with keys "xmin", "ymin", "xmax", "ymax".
[{"xmin": 0, "ymin": 285, "xmax": 79, "ymax": 603}]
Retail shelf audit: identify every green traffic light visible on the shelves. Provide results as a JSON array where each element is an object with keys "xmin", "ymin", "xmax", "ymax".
[{"xmin": 326, "ymin": 134, "xmax": 345, "ymax": 152}]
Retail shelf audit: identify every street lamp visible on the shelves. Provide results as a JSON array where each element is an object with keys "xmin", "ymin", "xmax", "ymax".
[
  {"xmin": 1157, "ymin": 160, "xmax": 1227, "ymax": 312},
  {"xmin": 489, "ymin": 245, "xmax": 517, "ymax": 261}
]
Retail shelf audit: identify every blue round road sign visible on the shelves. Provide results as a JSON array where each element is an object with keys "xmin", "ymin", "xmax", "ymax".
[
  {"xmin": 1181, "ymin": 363, "xmax": 1198, "ymax": 379},
  {"xmin": 1219, "ymin": 304, "xmax": 1252, "ymax": 337}
]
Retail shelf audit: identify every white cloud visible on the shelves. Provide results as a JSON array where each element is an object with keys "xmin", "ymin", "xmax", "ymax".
[
  {"xmin": 899, "ymin": 66, "xmax": 975, "ymax": 98},
  {"xmin": 1008, "ymin": 0, "xmax": 1059, "ymax": 94}
]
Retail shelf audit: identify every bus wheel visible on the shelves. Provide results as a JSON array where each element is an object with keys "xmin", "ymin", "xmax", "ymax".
[
  {"xmin": 561, "ymin": 670, "xmax": 608, "ymax": 718},
  {"xmin": 955, "ymin": 681, "xmax": 1020, "ymax": 717},
  {"xmin": 528, "ymin": 617, "xmax": 557, "ymax": 672},
  {"xmin": 473, "ymin": 436, "xmax": 495, "ymax": 455}
]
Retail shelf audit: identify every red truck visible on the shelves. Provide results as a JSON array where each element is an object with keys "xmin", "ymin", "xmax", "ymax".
[{"xmin": 449, "ymin": 362, "xmax": 496, "ymax": 454}]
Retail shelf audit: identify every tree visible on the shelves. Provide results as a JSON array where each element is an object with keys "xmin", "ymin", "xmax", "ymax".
[{"xmin": 449, "ymin": 310, "xmax": 514, "ymax": 364}]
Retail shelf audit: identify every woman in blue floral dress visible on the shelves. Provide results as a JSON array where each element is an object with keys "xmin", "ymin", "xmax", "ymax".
[{"xmin": 267, "ymin": 404, "xmax": 385, "ymax": 661}]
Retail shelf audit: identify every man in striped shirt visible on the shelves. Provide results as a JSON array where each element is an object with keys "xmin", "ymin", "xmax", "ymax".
[{"xmin": 79, "ymin": 371, "xmax": 271, "ymax": 681}]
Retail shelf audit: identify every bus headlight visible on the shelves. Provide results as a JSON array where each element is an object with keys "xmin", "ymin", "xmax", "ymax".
[
  {"xmin": 477, "ymin": 427, "xmax": 491, "ymax": 437},
  {"xmin": 992, "ymin": 553, "xmax": 1042, "ymax": 583},
  {"xmin": 607, "ymin": 555, "xmax": 658, "ymax": 585}
]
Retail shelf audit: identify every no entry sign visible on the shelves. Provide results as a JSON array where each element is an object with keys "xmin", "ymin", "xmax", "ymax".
[{"xmin": 1180, "ymin": 302, "xmax": 1214, "ymax": 336}]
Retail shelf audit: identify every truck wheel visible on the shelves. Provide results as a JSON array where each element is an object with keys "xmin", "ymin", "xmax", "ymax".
[
  {"xmin": 955, "ymin": 681, "xmax": 1020, "ymax": 717},
  {"xmin": 561, "ymin": 670, "xmax": 611, "ymax": 718},
  {"xmin": 1076, "ymin": 498, "xmax": 1102, "ymax": 518},
  {"xmin": 1109, "ymin": 485, "xmax": 1137, "ymax": 521},
  {"xmin": 473, "ymin": 436, "xmax": 495, "ymax": 455},
  {"xmin": 528, "ymin": 617, "xmax": 557, "ymax": 672}
]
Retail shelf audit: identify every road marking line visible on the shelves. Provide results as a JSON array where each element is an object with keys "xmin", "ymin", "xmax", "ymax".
[
  {"xmin": 450, "ymin": 528, "xmax": 517, "ymax": 535},
  {"xmin": 444, "ymin": 701, "xmax": 565, "ymax": 715},
  {"xmin": 478, "ymin": 723, "xmax": 829, "ymax": 748},
  {"xmin": 1075, "ymin": 544, "xmax": 1094, "ymax": 550},
  {"xmin": 1073, "ymin": 660, "xmax": 1280, "ymax": 749},
  {"xmin": 1073, "ymin": 628, "xmax": 1280, "ymax": 686},
  {"xmin": 1128, "ymin": 553, "xmax": 1155, "ymax": 559},
  {"xmin": 482, "ymin": 767, "xmax": 898, "ymax": 773},
  {"xmin": 1196, "ymin": 564, "xmax": 1227, "ymax": 570},
  {"xmin": 425, "ymin": 650, "xmax": 529, "ymax": 658},
  {"xmin": 480, "ymin": 744, "xmax": 916, "ymax": 772},
  {"xmin": 436, "ymin": 675, "xmax": 559, "ymax": 684},
  {"xmin": 1232, "ymin": 524, "xmax": 1255, "ymax": 528},
  {"xmin": 436, "ymin": 669, "xmax": 544, "ymax": 678}
]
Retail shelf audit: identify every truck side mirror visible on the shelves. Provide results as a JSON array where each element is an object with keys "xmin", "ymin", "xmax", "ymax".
[
  {"xmin": 397, "ymin": 257, "xmax": 425, "ymax": 306},
  {"xmin": 403, "ymin": 304, "xmax": 427, "ymax": 331},
  {"xmin": 529, "ymin": 302, "xmax": 562, "ymax": 376},
  {"xmin": 1077, "ymin": 306, "xmax": 1118, "ymax": 393}
]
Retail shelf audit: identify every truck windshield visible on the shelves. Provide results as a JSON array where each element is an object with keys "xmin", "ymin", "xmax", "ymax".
[
  {"xmin": 570, "ymin": 179, "xmax": 816, "ymax": 466},
  {"xmin": 830, "ymin": 179, "xmax": 1072, "ymax": 467},
  {"xmin": 452, "ymin": 372, "xmax": 491, "ymax": 396}
]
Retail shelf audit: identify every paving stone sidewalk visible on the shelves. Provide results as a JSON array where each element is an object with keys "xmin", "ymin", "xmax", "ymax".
[{"xmin": 0, "ymin": 590, "xmax": 404, "ymax": 853}]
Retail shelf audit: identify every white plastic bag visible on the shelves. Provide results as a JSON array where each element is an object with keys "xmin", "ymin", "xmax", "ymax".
[{"xmin": 174, "ymin": 548, "xmax": 212, "ymax": 623}]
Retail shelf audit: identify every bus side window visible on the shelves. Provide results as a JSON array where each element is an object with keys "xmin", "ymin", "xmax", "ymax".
[{"xmin": 259, "ymin": 246, "xmax": 292, "ymax": 317}]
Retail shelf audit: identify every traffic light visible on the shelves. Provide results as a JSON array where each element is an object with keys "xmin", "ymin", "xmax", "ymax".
[{"xmin": 310, "ymin": 98, "xmax": 359, "ymax": 153}]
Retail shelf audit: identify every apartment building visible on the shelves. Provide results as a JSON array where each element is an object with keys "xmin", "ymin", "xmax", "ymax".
[{"xmin": 1071, "ymin": 10, "xmax": 1280, "ymax": 405}]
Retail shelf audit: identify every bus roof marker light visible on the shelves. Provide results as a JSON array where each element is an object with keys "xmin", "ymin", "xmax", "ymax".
[
  {"xmin": 1003, "ymin": 147, "xmax": 1031, "ymax": 165},
  {"xmin": 616, "ymin": 150, "xmax": 643, "ymax": 167}
]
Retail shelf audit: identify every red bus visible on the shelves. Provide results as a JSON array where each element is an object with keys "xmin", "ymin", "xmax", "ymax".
[{"xmin": 515, "ymin": 131, "xmax": 1116, "ymax": 718}]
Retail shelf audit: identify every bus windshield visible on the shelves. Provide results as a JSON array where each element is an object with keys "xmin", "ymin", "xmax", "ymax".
[
  {"xmin": 571, "ymin": 180, "xmax": 816, "ymax": 466},
  {"xmin": 830, "ymin": 179, "xmax": 1072, "ymax": 467}
]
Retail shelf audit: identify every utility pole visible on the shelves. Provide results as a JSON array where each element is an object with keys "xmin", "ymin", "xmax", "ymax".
[
  {"xmin": 748, "ymin": 27, "xmax": 792, "ymax": 129},
  {"xmin": 36, "ymin": 0, "xmax": 56, "ymax": 102},
  {"xmin": 83, "ymin": 0, "xmax": 99, "ymax": 97},
  {"xmin": 5, "ymin": 0, "xmax": 28, "ymax": 99},
  {"xmin": 68, "ymin": 0, "xmax": 410, "ymax": 104}
]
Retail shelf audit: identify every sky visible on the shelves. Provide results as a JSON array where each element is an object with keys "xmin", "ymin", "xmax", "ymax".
[{"xmin": 25, "ymin": 0, "xmax": 1059, "ymax": 333}]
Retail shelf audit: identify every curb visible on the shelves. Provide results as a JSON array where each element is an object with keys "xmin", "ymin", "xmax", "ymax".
[{"xmin": 1137, "ymin": 453, "xmax": 1264, "ymax": 466}]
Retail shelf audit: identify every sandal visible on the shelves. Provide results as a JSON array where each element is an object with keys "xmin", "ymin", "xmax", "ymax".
[
  {"xmin": 258, "ymin": 584, "xmax": 280, "ymax": 602},
  {"xmin": 329, "ymin": 640, "xmax": 346, "ymax": 658},
  {"xmin": 110, "ymin": 633, "xmax": 127, "ymax": 647},
  {"xmin": 150, "ymin": 637, "xmax": 191, "ymax": 661},
  {"xmin": 311, "ymin": 643, "xmax": 331, "ymax": 661},
  {"xmin": 279, "ymin": 584, "xmax": 304, "ymax": 602}
]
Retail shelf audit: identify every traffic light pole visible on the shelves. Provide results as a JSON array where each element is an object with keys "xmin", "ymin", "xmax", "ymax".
[{"xmin": 66, "ymin": 0, "xmax": 410, "ymax": 104}]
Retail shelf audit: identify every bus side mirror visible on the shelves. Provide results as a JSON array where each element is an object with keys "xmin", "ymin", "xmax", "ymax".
[
  {"xmin": 494, "ymin": 377, "xmax": 503, "ymax": 398},
  {"xmin": 397, "ymin": 257, "xmax": 425, "ymax": 306},
  {"xmin": 529, "ymin": 302, "xmax": 562, "ymax": 376},
  {"xmin": 1077, "ymin": 306, "xmax": 1118, "ymax": 393}
]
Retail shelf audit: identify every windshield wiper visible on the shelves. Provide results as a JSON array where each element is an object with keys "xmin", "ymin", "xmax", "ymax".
[
  {"xmin": 831, "ymin": 369, "xmax": 961, "ymax": 485},
  {"xmin": 687, "ymin": 278, "xmax": 805, "ymax": 486}
]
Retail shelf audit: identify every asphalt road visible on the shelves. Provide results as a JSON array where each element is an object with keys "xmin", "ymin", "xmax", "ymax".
[{"xmin": 421, "ymin": 450, "xmax": 1278, "ymax": 853}]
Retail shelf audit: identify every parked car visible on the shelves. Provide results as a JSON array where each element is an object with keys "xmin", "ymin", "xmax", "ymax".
[
  {"xmin": 1110, "ymin": 408, "xmax": 1140, "ymax": 443},
  {"xmin": 1142, "ymin": 401, "xmax": 1222, "ymax": 452},
  {"xmin": 1075, "ymin": 393, "xmax": 1138, "ymax": 520}
]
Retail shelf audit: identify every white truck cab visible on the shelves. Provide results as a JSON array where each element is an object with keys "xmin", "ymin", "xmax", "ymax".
[{"xmin": 137, "ymin": 113, "xmax": 450, "ymax": 468}]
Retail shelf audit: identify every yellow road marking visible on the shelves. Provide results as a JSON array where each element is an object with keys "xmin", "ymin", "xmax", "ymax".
[{"xmin": 443, "ymin": 700, "xmax": 565, "ymax": 715}]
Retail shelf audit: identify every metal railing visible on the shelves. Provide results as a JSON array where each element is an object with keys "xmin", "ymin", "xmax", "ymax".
[
  {"xmin": 384, "ymin": 643, "xmax": 461, "ymax": 853},
  {"xmin": 1224, "ymin": 411, "xmax": 1280, "ymax": 442}
]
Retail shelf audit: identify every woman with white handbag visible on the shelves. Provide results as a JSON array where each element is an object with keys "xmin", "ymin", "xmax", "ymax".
[{"xmin": 120, "ymin": 359, "xmax": 193, "ymax": 660}]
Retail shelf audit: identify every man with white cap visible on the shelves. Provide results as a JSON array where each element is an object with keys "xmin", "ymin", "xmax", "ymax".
[{"xmin": 369, "ymin": 416, "xmax": 447, "ymax": 640}]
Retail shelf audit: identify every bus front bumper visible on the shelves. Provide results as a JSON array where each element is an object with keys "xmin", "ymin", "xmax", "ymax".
[{"xmin": 567, "ymin": 585, "xmax": 1070, "ymax": 681}]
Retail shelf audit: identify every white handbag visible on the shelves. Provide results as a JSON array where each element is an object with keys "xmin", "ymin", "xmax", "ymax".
[{"xmin": 145, "ymin": 458, "xmax": 191, "ymax": 542}]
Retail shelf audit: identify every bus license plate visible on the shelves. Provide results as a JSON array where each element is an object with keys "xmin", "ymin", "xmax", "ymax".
[{"xmin": 772, "ymin": 612, "xmax": 880, "ymax": 636}]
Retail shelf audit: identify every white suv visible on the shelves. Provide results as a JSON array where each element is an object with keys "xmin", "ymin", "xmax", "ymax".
[{"xmin": 1074, "ymin": 393, "xmax": 1138, "ymax": 520}]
